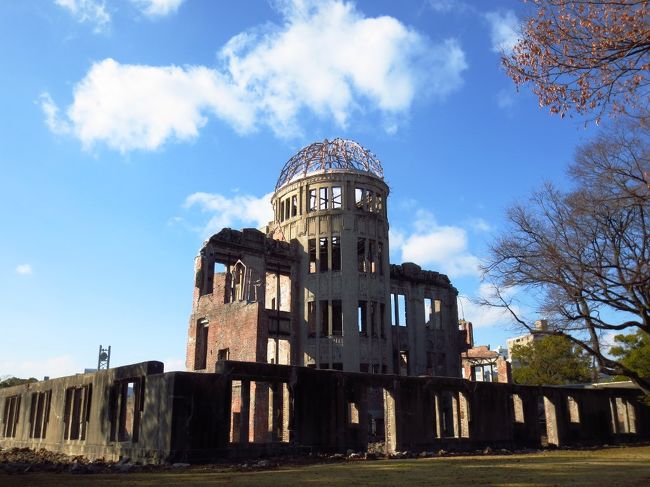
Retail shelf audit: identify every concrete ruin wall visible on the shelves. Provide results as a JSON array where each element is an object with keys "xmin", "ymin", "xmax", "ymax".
[{"xmin": 1, "ymin": 360, "xmax": 648, "ymax": 463}]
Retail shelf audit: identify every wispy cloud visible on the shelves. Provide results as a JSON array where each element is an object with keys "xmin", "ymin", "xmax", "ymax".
[
  {"xmin": 485, "ymin": 10, "xmax": 520, "ymax": 54},
  {"xmin": 496, "ymin": 88, "xmax": 516, "ymax": 110},
  {"xmin": 183, "ymin": 191, "xmax": 274, "ymax": 236},
  {"xmin": 428, "ymin": 0, "xmax": 468, "ymax": 14},
  {"xmin": 131, "ymin": 0, "xmax": 185, "ymax": 17},
  {"xmin": 15, "ymin": 264, "xmax": 33, "ymax": 275},
  {"xmin": 43, "ymin": 0, "xmax": 468, "ymax": 151},
  {"xmin": 55, "ymin": 0, "xmax": 110, "ymax": 33}
]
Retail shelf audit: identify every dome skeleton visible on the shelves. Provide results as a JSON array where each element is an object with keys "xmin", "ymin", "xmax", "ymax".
[{"xmin": 275, "ymin": 138, "xmax": 384, "ymax": 190}]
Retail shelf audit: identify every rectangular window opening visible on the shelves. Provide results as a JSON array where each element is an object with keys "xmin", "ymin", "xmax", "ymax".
[
  {"xmin": 308, "ymin": 239, "xmax": 317, "ymax": 274},
  {"xmin": 434, "ymin": 300, "xmax": 443, "ymax": 330},
  {"xmin": 307, "ymin": 301, "xmax": 316, "ymax": 337},
  {"xmin": 368, "ymin": 240, "xmax": 376, "ymax": 273},
  {"xmin": 357, "ymin": 238, "xmax": 367, "ymax": 273},
  {"xmin": 195, "ymin": 319, "xmax": 209, "ymax": 370},
  {"xmin": 332, "ymin": 300, "xmax": 343, "ymax": 336},
  {"xmin": 348, "ymin": 402, "xmax": 360, "ymax": 425},
  {"xmin": 355, "ymin": 187, "xmax": 365, "ymax": 209},
  {"xmin": 291, "ymin": 195, "xmax": 298, "ymax": 217},
  {"xmin": 320, "ymin": 300, "xmax": 329, "ymax": 337},
  {"xmin": 319, "ymin": 187, "xmax": 329, "ymax": 210},
  {"xmin": 2, "ymin": 395, "xmax": 21, "ymax": 438},
  {"xmin": 332, "ymin": 186, "xmax": 342, "ymax": 209},
  {"xmin": 424, "ymin": 298, "xmax": 433, "ymax": 326},
  {"xmin": 217, "ymin": 348, "xmax": 230, "ymax": 361},
  {"xmin": 331, "ymin": 236, "xmax": 341, "ymax": 271},
  {"xmin": 308, "ymin": 189, "xmax": 317, "ymax": 211},
  {"xmin": 397, "ymin": 294, "xmax": 407, "ymax": 327},
  {"xmin": 29, "ymin": 390, "xmax": 52, "ymax": 439},
  {"xmin": 358, "ymin": 300, "xmax": 367, "ymax": 335},
  {"xmin": 319, "ymin": 237, "xmax": 329, "ymax": 272}
]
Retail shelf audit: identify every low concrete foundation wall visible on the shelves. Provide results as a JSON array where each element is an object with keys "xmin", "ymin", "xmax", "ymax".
[{"xmin": 1, "ymin": 360, "xmax": 648, "ymax": 463}]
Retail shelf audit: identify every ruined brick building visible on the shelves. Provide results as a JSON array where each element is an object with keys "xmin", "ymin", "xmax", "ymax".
[
  {"xmin": 186, "ymin": 138, "xmax": 462, "ymax": 377},
  {"xmin": 1, "ymin": 139, "xmax": 648, "ymax": 463}
]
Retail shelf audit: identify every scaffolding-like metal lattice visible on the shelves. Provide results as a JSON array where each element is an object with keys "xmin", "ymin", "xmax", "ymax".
[{"xmin": 275, "ymin": 138, "xmax": 384, "ymax": 190}]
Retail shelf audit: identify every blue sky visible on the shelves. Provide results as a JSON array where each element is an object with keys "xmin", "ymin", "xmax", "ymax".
[{"xmin": 0, "ymin": 0, "xmax": 599, "ymax": 379}]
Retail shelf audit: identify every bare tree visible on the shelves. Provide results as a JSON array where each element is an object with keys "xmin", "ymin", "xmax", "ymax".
[
  {"xmin": 504, "ymin": 0, "xmax": 649, "ymax": 120},
  {"xmin": 483, "ymin": 116, "xmax": 650, "ymax": 393}
]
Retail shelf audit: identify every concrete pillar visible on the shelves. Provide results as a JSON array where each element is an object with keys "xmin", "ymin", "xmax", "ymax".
[
  {"xmin": 451, "ymin": 392, "xmax": 460, "ymax": 438},
  {"xmin": 459, "ymin": 392, "xmax": 470, "ymax": 438},
  {"xmin": 433, "ymin": 393, "xmax": 442, "ymax": 439},
  {"xmin": 240, "ymin": 380, "xmax": 250, "ymax": 444},
  {"xmin": 543, "ymin": 396, "xmax": 560, "ymax": 446},
  {"xmin": 384, "ymin": 387, "xmax": 398, "ymax": 454}
]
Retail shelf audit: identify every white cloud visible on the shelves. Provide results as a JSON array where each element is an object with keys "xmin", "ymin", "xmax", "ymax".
[
  {"xmin": 43, "ymin": 0, "xmax": 468, "ymax": 150},
  {"xmin": 15, "ymin": 264, "xmax": 33, "ymax": 275},
  {"xmin": 184, "ymin": 191, "xmax": 274, "ymax": 236},
  {"xmin": 392, "ymin": 209, "xmax": 481, "ymax": 278},
  {"xmin": 485, "ymin": 10, "xmax": 520, "ymax": 54},
  {"xmin": 42, "ymin": 59, "xmax": 255, "ymax": 152},
  {"xmin": 131, "ymin": 0, "xmax": 185, "ymax": 17},
  {"xmin": 458, "ymin": 283, "xmax": 520, "ymax": 328},
  {"xmin": 55, "ymin": 0, "xmax": 110, "ymax": 33},
  {"xmin": 0, "ymin": 355, "xmax": 81, "ymax": 380}
]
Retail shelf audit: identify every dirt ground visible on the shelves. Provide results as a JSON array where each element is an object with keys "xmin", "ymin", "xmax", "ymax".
[{"xmin": 2, "ymin": 445, "xmax": 650, "ymax": 487}]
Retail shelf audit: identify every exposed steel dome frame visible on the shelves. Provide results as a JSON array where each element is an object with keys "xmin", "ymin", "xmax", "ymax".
[{"xmin": 275, "ymin": 138, "xmax": 384, "ymax": 191}]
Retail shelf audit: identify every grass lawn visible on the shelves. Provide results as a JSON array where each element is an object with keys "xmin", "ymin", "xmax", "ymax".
[{"xmin": 2, "ymin": 446, "xmax": 650, "ymax": 487}]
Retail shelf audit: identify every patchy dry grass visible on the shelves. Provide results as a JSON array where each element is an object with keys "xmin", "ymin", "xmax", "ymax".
[{"xmin": 2, "ymin": 446, "xmax": 650, "ymax": 487}]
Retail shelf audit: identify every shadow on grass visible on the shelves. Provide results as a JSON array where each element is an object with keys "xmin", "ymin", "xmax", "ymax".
[{"xmin": 2, "ymin": 447, "xmax": 650, "ymax": 487}]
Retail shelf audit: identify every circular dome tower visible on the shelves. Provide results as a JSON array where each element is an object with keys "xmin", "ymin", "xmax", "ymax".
[{"xmin": 272, "ymin": 139, "xmax": 392, "ymax": 372}]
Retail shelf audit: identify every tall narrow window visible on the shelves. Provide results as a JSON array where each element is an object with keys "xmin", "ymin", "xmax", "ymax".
[
  {"xmin": 195, "ymin": 319, "xmax": 209, "ymax": 370},
  {"xmin": 358, "ymin": 300, "xmax": 367, "ymax": 335},
  {"xmin": 285, "ymin": 198, "xmax": 290, "ymax": 220},
  {"xmin": 434, "ymin": 300, "xmax": 443, "ymax": 330},
  {"xmin": 29, "ymin": 390, "xmax": 52, "ymax": 439},
  {"xmin": 378, "ymin": 242, "xmax": 384, "ymax": 275},
  {"xmin": 319, "ymin": 237, "xmax": 329, "ymax": 272},
  {"xmin": 291, "ymin": 195, "xmax": 298, "ymax": 217},
  {"xmin": 367, "ymin": 190, "xmax": 375, "ymax": 212},
  {"xmin": 368, "ymin": 240, "xmax": 376, "ymax": 273},
  {"xmin": 308, "ymin": 239, "xmax": 317, "ymax": 273},
  {"xmin": 319, "ymin": 187, "xmax": 328, "ymax": 210},
  {"xmin": 331, "ymin": 236, "xmax": 341, "ymax": 271},
  {"xmin": 63, "ymin": 384, "xmax": 92, "ymax": 441},
  {"xmin": 320, "ymin": 300, "xmax": 329, "ymax": 336},
  {"xmin": 279, "ymin": 200, "xmax": 285, "ymax": 222},
  {"xmin": 392, "ymin": 293, "xmax": 406, "ymax": 327},
  {"xmin": 307, "ymin": 301, "xmax": 316, "ymax": 337},
  {"xmin": 332, "ymin": 300, "xmax": 343, "ymax": 336},
  {"xmin": 308, "ymin": 189, "xmax": 317, "ymax": 211},
  {"xmin": 370, "ymin": 301, "xmax": 377, "ymax": 337},
  {"xmin": 355, "ymin": 187, "xmax": 365, "ymax": 209},
  {"xmin": 380, "ymin": 303, "xmax": 386, "ymax": 338},
  {"xmin": 357, "ymin": 238, "xmax": 366, "ymax": 272},
  {"xmin": 332, "ymin": 186, "xmax": 342, "ymax": 209},
  {"xmin": 424, "ymin": 298, "xmax": 433, "ymax": 326},
  {"xmin": 2, "ymin": 395, "xmax": 20, "ymax": 438}
]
